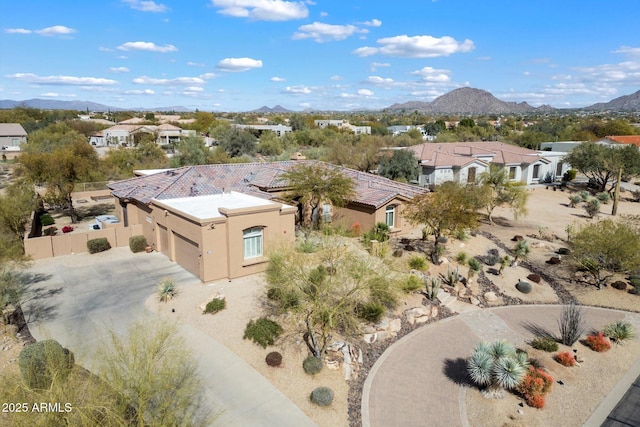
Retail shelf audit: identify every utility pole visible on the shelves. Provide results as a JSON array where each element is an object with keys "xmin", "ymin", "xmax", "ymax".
[{"xmin": 612, "ymin": 167, "xmax": 623, "ymax": 216}]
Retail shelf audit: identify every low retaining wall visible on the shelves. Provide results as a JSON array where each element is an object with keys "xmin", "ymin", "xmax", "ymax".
[{"xmin": 25, "ymin": 224, "xmax": 143, "ymax": 260}]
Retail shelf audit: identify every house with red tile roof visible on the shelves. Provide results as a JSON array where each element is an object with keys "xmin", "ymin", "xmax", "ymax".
[
  {"xmin": 596, "ymin": 135, "xmax": 640, "ymax": 148},
  {"xmin": 108, "ymin": 160, "xmax": 425, "ymax": 281},
  {"xmin": 405, "ymin": 142, "xmax": 561, "ymax": 186}
]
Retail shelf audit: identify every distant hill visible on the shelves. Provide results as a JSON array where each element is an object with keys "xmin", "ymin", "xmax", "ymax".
[
  {"xmin": 0, "ymin": 98, "xmax": 192, "ymax": 112},
  {"xmin": 387, "ymin": 88, "xmax": 548, "ymax": 114},
  {"xmin": 586, "ymin": 89, "xmax": 640, "ymax": 111},
  {"xmin": 250, "ymin": 105, "xmax": 293, "ymax": 113}
]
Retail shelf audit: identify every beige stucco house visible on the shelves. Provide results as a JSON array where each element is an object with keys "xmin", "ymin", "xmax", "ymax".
[{"xmin": 108, "ymin": 160, "xmax": 425, "ymax": 282}]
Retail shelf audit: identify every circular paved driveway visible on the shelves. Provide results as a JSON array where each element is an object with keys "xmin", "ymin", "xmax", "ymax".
[{"xmin": 362, "ymin": 305, "xmax": 640, "ymax": 427}]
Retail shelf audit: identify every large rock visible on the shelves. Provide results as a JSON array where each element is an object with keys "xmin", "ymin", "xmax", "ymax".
[
  {"xmin": 389, "ymin": 318, "xmax": 402, "ymax": 333},
  {"xmin": 484, "ymin": 292, "xmax": 498, "ymax": 302}
]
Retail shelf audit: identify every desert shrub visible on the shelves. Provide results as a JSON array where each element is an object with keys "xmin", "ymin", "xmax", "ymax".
[
  {"xmin": 362, "ymin": 222, "xmax": 390, "ymax": 243},
  {"xmin": 40, "ymin": 214, "xmax": 55, "ymax": 226},
  {"xmin": 558, "ymin": 303, "xmax": 586, "ymax": 346},
  {"xmin": 562, "ymin": 169, "xmax": 577, "ymax": 182},
  {"xmin": 350, "ymin": 222, "xmax": 362, "ymax": 237},
  {"xmin": 368, "ymin": 276, "xmax": 398, "ymax": 309},
  {"xmin": 357, "ymin": 301, "xmax": 385, "ymax": 323},
  {"xmin": 531, "ymin": 336, "xmax": 558, "ymax": 352},
  {"xmin": 408, "ymin": 255, "xmax": 427, "ymax": 271},
  {"xmin": 243, "ymin": 318, "xmax": 283, "ymax": 348},
  {"xmin": 568, "ymin": 195, "xmax": 582, "ymax": 208},
  {"xmin": 310, "ymin": 386, "xmax": 334, "ymax": 406},
  {"xmin": 265, "ymin": 351, "xmax": 282, "ymax": 367},
  {"xmin": 630, "ymin": 278, "xmax": 640, "ymax": 287},
  {"xmin": 579, "ymin": 191, "xmax": 591, "ymax": 202},
  {"xmin": 157, "ymin": 278, "xmax": 178, "ymax": 303},
  {"xmin": 603, "ymin": 321, "xmax": 635, "ymax": 345},
  {"xmin": 467, "ymin": 257, "xmax": 482, "ymax": 274},
  {"xmin": 129, "ymin": 235, "xmax": 148, "ymax": 253},
  {"xmin": 18, "ymin": 340, "xmax": 74, "ymax": 390},
  {"xmin": 455, "ymin": 252, "xmax": 468, "ymax": 265},
  {"xmin": 303, "ymin": 355, "xmax": 323, "ymax": 375},
  {"xmin": 296, "ymin": 239, "xmax": 318, "ymax": 253},
  {"xmin": 452, "ymin": 229, "xmax": 469, "ymax": 241},
  {"xmin": 527, "ymin": 273, "xmax": 541, "ymax": 284},
  {"xmin": 611, "ymin": 281, "xmax": 628, "ymax": 291},
  {"xmin": 554, "ymin": 351, "xmax": 576, "ymax": 367},
  {"xmin": 585, "ymin": 332, "xmax": 611, "ymax": 352},
  {"xmin": 43, "ymin": 227, "xmax": 58, "ymax": 236},
  {"xmin": 583, "ymin": 199, "xmax": 601, "ymax": 218},
  {"xmin": 517, "ymin": 366, "xmax": 554, "ymax": 409},
  {"xmin": 596, "ymin": 192, "xmax": 611, "ymax": 204},
  {"xmin": 61, "ymin": 225, "xmax": 74, "ymax": 234},
  {"xmin": 203, "ymin": 298, "xmax": 226, "ymax": 314},
  {"xmin": 516, "ymin": 280, "xmax": 532, "ymax": 294},
  {"xmin": 467, "ymin": 341, "xmax": 529, "ymax": 391},
  {"xmin": 266, "ymin": 287, "xmax": 299, "ymax": 309},
  {"xmin": 87, "ymin": 237, "xmax": 111, "ymax": 254},
  {"xmin": 401, "ymin": 275, "xmax": 423, "ymax": 292}
]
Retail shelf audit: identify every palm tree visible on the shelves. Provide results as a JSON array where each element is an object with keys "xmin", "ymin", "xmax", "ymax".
[
  {"xmin": 512, "ymin": 240, "xmax": 530, "ymax": 265},
  {"xmin": 467, "ymin": 340, "xmax": 529, "ymax": 398}
]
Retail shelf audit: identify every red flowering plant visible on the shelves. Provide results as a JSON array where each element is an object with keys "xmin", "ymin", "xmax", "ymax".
[{"xmin": 517, "ymin": 366, "xmax": 554, "ymax": 409}]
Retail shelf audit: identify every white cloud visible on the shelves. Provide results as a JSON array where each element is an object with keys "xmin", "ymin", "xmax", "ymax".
[
  {"xmin": 574, "ymin": 60, "xmax": 640, "ymax": 85},
  {"xmin": 200, "ymin": 73, "xmax": 217, "ymax": 79},
  {"xmin": 216, "ymin": 57, "xmax": 263, "ymax": 72},
  {"xmin": 99, "ymin": 46, "xmax": 114, "ymax": 52},
  {"xmin": 353, "ymin": 34, "xmax": 475, "ymax": 58},
  {"xmin": 292, "ymin": 22, "xmax": 366, "ymax": 42},
  {"xmin": 124, "ymin": 89, "xmax": 156, "ymax": 95},
  {"xmin": 330, "ymin": 75, "xmax": 342, "ymax": 81},
  {"xmin": 282, "ymin": 85, "xmax": 312, "ymax": 94},
  {"xmin": 366, "ymin": 75, "xmax": 395, "ymax": 86},
  {"xmin": 109, "ymin": 67, "xmax": 130, "ymax": 73},
  {"xmin": 34, "ymin": 26, "xmax": 77, "ymax": 36},
  {"xmin": 133, "ymin": 76, "xmax": 206, "ymax": 85},
  {"xmin": 361, "ymin": 19, "xmax": 381, "ymax": 27},
  {"xmin": 613, "ymin": 46, "xmax": 640, "ymax": 56},
  {"xmin": 117, "ymin": 41, "xmax": 178, "ymax": 52},
  {"xmin": 4, "ymin": 28, "xmax": 32, "ymax": 34},
  {"xmin": 358, "ymin": 89, "xmax": 374, "ymax": 96},
  {"xmin": 184, "ymin": 86, "xmax": 204, "ymax": 92},
  {"xmin": 122, "ymin": 0, "xmax": 169, "ymax": 12},
  {"xmin": 370, "ymin": 62, "xmax": 390, "ymax": 71},
  {"xmin": 5, "ymin": 73, "xmax": 118, "ymax": 86},
  {"xmin": 319, "ymin": 11, "xmax": 328, "ymax": 17},
  {"xmin": 211, "ymin": 0, "xmax": 308, "ymax": 21},
  {"xmin": 187, "ymin": 61, "xmax": 205, "ymax": 67},
  {"xmin": 270, "ymin": 76, "xmax": 286, "ymax": 82},
  {"xmin": 410, "ymin": 66, "xmax": 451, "ymax": 82},
  {"xmin": 40, "ymin": 92, "xmax": 76, "ymax": 98}
]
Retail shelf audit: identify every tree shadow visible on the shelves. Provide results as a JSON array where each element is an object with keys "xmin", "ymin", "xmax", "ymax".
[
  {"xmin": 20, "ymin": 272, "xmax": 60, "ymax": 323},
  {"xmin": 521, "ymin": 321, "xmax": 556, "ymax": 341},
  {"xmin": 76, "ymin": 203, "xmax": 115, "ymax": 220},
  {"xmin": 443, "ymin": 357, "xmax": 474, "ymax": 387}
]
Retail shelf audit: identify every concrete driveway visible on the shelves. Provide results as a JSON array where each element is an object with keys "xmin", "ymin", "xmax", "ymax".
[{"xmin": 23, "ymin": 247, "xmax": 316, "ymax": 427}]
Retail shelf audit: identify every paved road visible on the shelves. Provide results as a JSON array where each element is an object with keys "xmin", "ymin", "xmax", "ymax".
[
  {"xmin": 23, "ymin": 247, "xmax": 316, "ymax": 427},
  {"xmin": 362, "ymin": 305, "xmax": 640, "ymax": 427}
]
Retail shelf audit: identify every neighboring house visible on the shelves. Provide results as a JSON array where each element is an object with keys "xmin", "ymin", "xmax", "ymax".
[
  {"xmin": 108, "ymin": 160, "xmax": 425, "ymax": 282},
  {"xmin": 540, "ymin": 141, "xmax": 585, "ymax": 153},
  {"xmin": 387, "ymin": 125, "xmax": 434, "ymax": 141},
  {"xmin": 595, "ymin": 135, "xmax": 640, "ymax": 148},
  {"xmin": 406, "ymin": 142, "xmax": 561, "ymax": 186},
  {"xmin": 0, "ymin": 123, "xmax": 27, "ymax": 150},
  {"xmin": 314, "ymin": 119, "xmax": 371, "ymax": 135},
  {"xmin": 98, "ymin": 124, "xmax": 196, "ymax": 147},
  {"xmin": 233, "ymin": 124, "xmax": 292, "ymax": 137}
]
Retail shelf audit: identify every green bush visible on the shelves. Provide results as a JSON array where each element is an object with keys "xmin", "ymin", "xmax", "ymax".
[
  {"xmin": 157, "ymin": 278, "xmax": 178, "ymax": 303},
  {"xmin": 407, "ymin": 255, "xmax": 427, "ymax": 271},
  {"xmin": 629, "ymin": 278, "xmax": 640, "ymax": 287},
  {"xmin": 579, "ymin": 191, "xmax": 591, "ymax": 202},
  {"xmin": 43, "ymin": 227, "xmax": 57, "ymax": 236},
  {"xmin": 401, "ymin": 275, "xmax": 423, "ymax": 292},
  {"xmin": 266, "ymin": 287, "xmax": 299, "ymax": 309},
  {"xmin": 596, "ymin": 192, "xmax": 611, "ymax": 204},
  {"xmin": 296, "ymin": 238, "xmax": 318, "ymax": 253},
  {"xmin": 531, "ymin": 336, "xmax": 558, "ymax": 352},
  {"xmin": 368, "ymin": 276, "xmax": 398, "ymax": 309},
  {"xmin": 583, "ymin": 199, "xmax": 601, "ymax": 218},
  {"xmin": 562, "ymin": 169, "xmax": 577, "ymax": 182},
  {"xmin": 604, "ymin": 320, "xmax": 635, "ymax": 344},
  {"xmin": 243, "ymin": 318, "xmax": 283, "ymax": 348},
  {"xmin": 362, "ymin": 222, "xmax": 390, "ymax": 243},
  {"xmin": 18, "ymin": 340, "xmax": 74, "ymax": 390},
  {"xmin": 310, "ymin": 386, "xmax": 334, "ymax": 406},
  {"xmin": 455, "ymin": 252, "xmax": 468, "ymax": 265},
  {"xmin": 357, "ymin": 301, "xmax": 385, "ymax": 323},
  {"xmin": 303, "ymin": 355, "xmax": 323, "ymax": 375},
  {"xmin": 40, "ymin": 214, "xmax": 55, "ymax": 226},
  {"xmin": 204, "ymin": 298, "xmax": 226, "ymax": 314},
  {"xmin": 87, "ymin": 237, "xmax": 111, "ymax": 254},
  {"xmin": 129, "ymin": 235, "xmax": 148, "ymax": 253}
]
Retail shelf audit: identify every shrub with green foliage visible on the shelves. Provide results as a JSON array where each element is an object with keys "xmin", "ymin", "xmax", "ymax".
[
  {"xmin": 129, "ymin": 235, "xmax": 148, "ymax": 253},
  {"xmin": 40, "ymin": 214, "xmax": 55, "ymax": 226},
  {"xmin": 357, "ymin": 301, "xmax": 385, "ymax": 323},
  {"xmin": 244, "ymin": 318, "xmax": 283, "ymax": 348},
  {"xmin": 266, "ymin": 286, "xmax": 299, "ymax": 309},
  {"xmin": 203, "ymin": 298, "xmax": 226, "ymax": 314},
  {"xmin": 407, "ymin": 255, "xmax": 427, "ymax": 271},
  {"xmin": 604, "ymin": 321, "xmax": 635, "ymax": 345},
  {"xmin": 18, "ymin": 340, "xmax": 74, "ymax": 390},
  {"xmin": 583, "ymin": 199, "xmax": 601, "ymax": 218},
  {"xmin": 579, "ymin": 191, "xmax": 591, "ymax": 202},
  {"xmin": 296, "ymin": 238, "xmax": 318, "ymax": 253},
  {"xmin": 87, "ymin": 237, "xmax": 111, "ymax": 254},
  {"xmin": 568, "ymin": 195, "xmax": 583, "ymax": 208},
  {"xmin": 43, "ymin": 227, "xmax": 58, "ymax": 236},
  {"xmin": 467, "ymin": 341, "xmax": 529, "ymax": 393},
  {"xmin": 401, "ymin": 275, "xmax": 423, "ymax": 293},
  {"xmin": 531, "ymin": 336, "xmax": 558, "ymax": 352},
  {"xmin": 362, "ymin": 222, "xmax": 390, "ymax": 243},
  {"xmin": 562, "ymin": 169, "xmax": 577, "ymax": 182},
  {"xmin": 455, "ymin": 252, "xmax": 468, "ymax": 265},
  {"xmin": 596, "ymin": 192, "xmax": 611, "ymax": 204},
  {"xmin": 157, "ymin": 278, "xmax": 178, "ymax": 303},
  {"xmin": 310, "ymin": 386, "xmax": 334, "ymax": 406},
  {"xmin": 303, "ymin": 355, "xmax": 323, "ymax": 375}
]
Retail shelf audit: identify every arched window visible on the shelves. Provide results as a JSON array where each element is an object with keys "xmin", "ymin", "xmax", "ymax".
[{"xmin": 243, "ymin": 227, "xmax": 263, "ymax": 259}]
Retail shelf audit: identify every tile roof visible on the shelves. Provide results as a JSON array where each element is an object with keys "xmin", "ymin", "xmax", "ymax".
[
  {"xmin": 109, "ymin": 160, "xmax": 426, "ymax": 208},
  {"xmin": 408, "ymin": 141, "xmax": 549, "ymax": 167},
  {"xmin": 605, "ymin": 135, "xmax": 640, "ymax": 147}
]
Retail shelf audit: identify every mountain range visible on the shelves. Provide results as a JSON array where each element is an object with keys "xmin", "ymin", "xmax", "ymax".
[{"xmin": 1, "ymin": 88, "xmax": 639, "ymax": 114}]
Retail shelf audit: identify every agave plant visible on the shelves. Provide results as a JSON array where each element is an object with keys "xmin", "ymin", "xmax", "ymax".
[
  {"xmin": 467, "ymin": 340, "xmax": 529, "ymax": 398},
  {"xmin": 157, "ymin": 278, "xmax": 178, "ymax": 303},
  {"xmin": 604, "ymin": 320, "xmax": 635, "ymax": 345}
]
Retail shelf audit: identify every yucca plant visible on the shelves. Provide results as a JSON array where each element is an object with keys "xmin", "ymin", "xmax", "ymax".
[
  {"xmin": 604, "ymin": 320, "xmax": 635, "ymax": 345},
  {"xmin": 157, "ymin": 278, "xmax": 178, "ymax": 303},
  {"xmin": 467, "ymin": 340, "xmax": 529, "ymax": 398},
  {"xmin": 513, "ymin": 240, "xmax": 530, "ymax": 265},
  {"xmin": 467, "ymin": 257, "xmax": 482, "ymax": 282}
]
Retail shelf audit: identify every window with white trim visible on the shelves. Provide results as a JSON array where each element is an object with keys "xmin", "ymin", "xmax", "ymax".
[
  {"xmin": 385, "ymin": 205, "xmax": 396, "ymax": 228},
  {"xmin": 243, "ymin": 227, "xmax": 263, "ymax": 259}
]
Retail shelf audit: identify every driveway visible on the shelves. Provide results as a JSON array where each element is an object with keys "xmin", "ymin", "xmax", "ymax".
[{"xmin": 23, "ymin": 247, "xmax": 316, "ymax": 427}]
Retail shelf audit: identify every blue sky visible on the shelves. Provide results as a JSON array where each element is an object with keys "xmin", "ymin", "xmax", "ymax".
[{"xmin": 1, "ymin": 0, "xmax": 639, "ymax": 111}]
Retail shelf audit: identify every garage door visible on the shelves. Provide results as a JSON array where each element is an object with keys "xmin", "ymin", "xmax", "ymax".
[
  {"xmin": 158, "ymin": 224, "xmax": 169, "ymax": 256},
  {"xmin": 173, "ymin": 232, "xmax": 200, "ymax": 278}
]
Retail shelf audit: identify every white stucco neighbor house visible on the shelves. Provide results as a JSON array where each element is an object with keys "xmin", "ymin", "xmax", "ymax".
[
  {"xmin": 91, "ymin": 124, "xmax": 196, "ymax": 147},
  {"xmin": 314, "ymin": 119, "xmax": 371, "ymax": 135},
  {"xmin": 406, "ymin": 141, "xmax": 565, "ymax": 186},
  {"xmin": 0, "ymin": 123, "xmax": 27, "ymax": 150}
]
